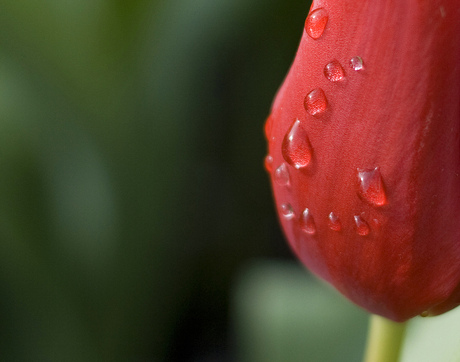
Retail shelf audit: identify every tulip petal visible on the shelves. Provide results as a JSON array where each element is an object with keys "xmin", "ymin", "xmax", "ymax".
[{"xmin": 267, "ymin": 0, "xmax": 460, "ymax": 321}]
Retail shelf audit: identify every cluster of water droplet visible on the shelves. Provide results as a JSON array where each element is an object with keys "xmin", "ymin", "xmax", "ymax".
[{"xmin": 265, "ymin": 7, "xmax": 387, "ymax": 238}]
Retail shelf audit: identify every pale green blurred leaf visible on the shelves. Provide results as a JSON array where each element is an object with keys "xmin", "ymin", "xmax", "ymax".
[
  {"xmin": 401, "ymin": 307, "xmax": 460, "ymax": 362},
  {"xmin": 233, "ymin": 260, "xmax": 369, "ymax": 362}
]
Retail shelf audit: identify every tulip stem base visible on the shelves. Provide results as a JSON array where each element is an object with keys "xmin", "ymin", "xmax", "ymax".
[{"xmin": 363, "ymin": 314, "xmax": 407, "ymax": 362}]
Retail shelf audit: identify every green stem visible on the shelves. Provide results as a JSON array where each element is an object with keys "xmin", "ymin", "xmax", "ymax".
[{"xmin": 363, "ymin": 314, "xmax": 407, "ymax": 362}]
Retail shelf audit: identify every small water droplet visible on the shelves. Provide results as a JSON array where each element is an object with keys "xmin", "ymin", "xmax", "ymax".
[
  {"xmin": 281, "ymin": 119, "xmax": 313, "ymax": 169},
  {"xmin": 264, "ymin": 115, "xmax": 273, "ymax": 140},
  {"xmin": 305, "ymin": 8, "xmax": 328, "ymax": 40},
  {"xmin": 328, "ymin": 212, "xmax": 341, "ymax": 231},
  {"xmin": 357, "ymin": 167, "xmax": 387, "ymax": 206},
  {"xmin": 300, "ymin": 208, "xmax": 316, "ymax": 234},
  {"xmin": 420, "ymin": 311, "xmax": 430, "ymax": 318},
  {"xmin": 439, "ymin": 6, "xmax": 446, "ymax": 18},
  {"xmin": 350, "ymin": 56, "xmax": 364, "ymax": 71},
  {"xmin": 275, "ymin": 163, "xmax": 290, "ymax": 186},
  {"xmin": 264, "ymin": 155, "xmax": 273, "ymax": 172},
  {"xmin": 324, "ymin": 60, "xmax": 345, "ymax": 81},
  {"xmin": 304, "ymin": 88, "xmax": 327, "ymax": 116},
  {"xmin": 372, "ymin": 218, "xmax": 381, "ymax": 230},
  {"xmin": 354, "ymin": 215, "xmax": 370, "ymax": 236},
  {"xmin": 281, "ymin": 203, "xmax": 295, "ymax": 220}
]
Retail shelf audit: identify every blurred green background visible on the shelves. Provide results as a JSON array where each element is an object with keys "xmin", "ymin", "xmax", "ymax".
[{"xmin": 0, "ymin": 0, "xmax": 370, "ymax": 360}]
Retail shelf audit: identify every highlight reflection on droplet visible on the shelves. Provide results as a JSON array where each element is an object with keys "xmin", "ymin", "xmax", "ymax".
[
  {"xmin": 328, "ymin": 212, "xmax": 342, "ymax": 231},
  {"xmin": 350, "ymin": 56, "xmax": 364, "ymax": 71},
  {"xmin": 264, "ymin": 114, "xmax": 273, "ymax": 140},
  {"xmin": 275, "ymin": 163, "xmax": 290, "ymax": 186},
  {"xmin": 324, "ymin": 60, "xmax": 345, "ymax": 82},
  {"xmin": 357, "ymin": 167, "xmax": 387, "ymax": 206},
  {"xmin": 281, "ymin": 119, "xmax": 313, "ymax": 169},
  {"xmin": 354, "ymin": 215, "xmax": 370, "ymax": 236},
  {"xmin": 304, "ymin": 88, "xmax": 328, "ymax": 116},
  {"xmin": 305, "ymin": 8, "xmax": 328, "ymax": 39},
  {"xmin": 264, "ymin": 155, "xmax": 273, "ymax": 172},
  {"xmin": 281, "ymin": 203, "xmax": 295, "ymax": 220},
  {"xmin": 301, "ymin": 208, "xmax": 316, "ymax": 234}
]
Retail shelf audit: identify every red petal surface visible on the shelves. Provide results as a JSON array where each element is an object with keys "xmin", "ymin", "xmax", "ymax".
[{"xmin": 266, "ymin": 0, "xmax": 460, "ymax": 322}]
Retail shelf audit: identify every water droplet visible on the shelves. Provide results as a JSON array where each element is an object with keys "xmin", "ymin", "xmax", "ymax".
[
  {"xmin": 264, "ymin": 115, "xmax": 273, "ymax": 140},
  {"xmin": 354, "ymin": 215, "xmax": 370, "ymax": 236},
  {"xmin": 274, "ymin": 163, "xmax": 290, "ymax": 186},
  {"xmin": 324, "ymin": 60, "xmax": 345, "ymax": 81},
  {"xmin": 264, "ymin": 155, "xmax": 273, "ymax": 172},
  {"xmin": 281, "ymin": 119, "xmax": 313, "ymax": 169},
  {"xmin": 439, "ymin": 6, "xmax": 446, "ymax": 18},
  {"xmin": 372, "ymin": 218, "xmax": 381, "ymax": 230},
  {"xmin": 300, "ymin": 208, "xmax": 316, "ymax": 234},
  {"xmin": 357, "ymin": 167, "xmax": 387, "ymax": 206},
  {"xmin": 281, "ymin": 203, "xmax": 295, "ymax": 220},
  {"xmin": 328, "ymin": 212, "xmax": 341, "ymax": 231},
  {"xmin": 304, "ymin": 88, "xmax": 327, "ymax": 116},
  {"xmin": 350, "ymin": 56, "xmax": 364, "ymax": 71},
  {"xmin": 305, "ymin": 8, "xmax": 328, "ymax": 40},
  {"xmin": 420, "ymin": 311, "xmax": 430, "ymax": 318}
]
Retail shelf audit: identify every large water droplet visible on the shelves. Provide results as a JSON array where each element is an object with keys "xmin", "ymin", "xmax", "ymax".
[
  {"xmin": 275, "ymin": 163, "xmax": 290, "ymax": 186},
  {"xmin": 328, "ymin": 212, "xmax": 341, "ymax": 231},
  {"xmin": 305, "ymin": 8, "xmax": 328, "ymax": 40},
  {"xmin": 350, "ymin": 56, "xmax": 364, "ymax": 71},
  {"xmin": 304, "ymin": 88, "xmax": 328, "ymax": 116},
  {"xmin": 357, "ymin": 167, "xmax": 387, "ymax": 206},
  {"xmin": 281, "ymin": 119, "xmax": 313, "ymax": 169},
  {"xmin": 354, "ymin": 215, "xmax": 370, "ymax": 236},
  {"xmin": 281, "ymin": 203, "xmax": 295, "ymax": 220},
  {"xmin": 264, "ymin": 115, "xmax": 273, "ymax": 140},
  {"xmin": 324, "ymin": 60, "xmax": 345, "ymax": 82},
  {"xmin": 264, "ymin": 155, "xmax": 273, "ymax": 172},
  {"xmin": 301, "ymin": 208, "xmax": 316, "ymax": 234}
]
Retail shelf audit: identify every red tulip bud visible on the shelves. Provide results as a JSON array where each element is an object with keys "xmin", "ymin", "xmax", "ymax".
[{"xmin": 265, "ymin": 0, "xmax": 460, "ymax": 322}]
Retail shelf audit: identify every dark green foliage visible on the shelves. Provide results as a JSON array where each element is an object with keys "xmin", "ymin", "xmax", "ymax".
[{"xmin": 0, "ymin": 1, "xmax": 367, "ymax": 361}]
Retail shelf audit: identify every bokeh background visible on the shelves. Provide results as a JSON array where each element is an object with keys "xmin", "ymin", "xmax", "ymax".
[{"xmin": 0, "ymin": 0, "xmax": 371, "ymax": 361}]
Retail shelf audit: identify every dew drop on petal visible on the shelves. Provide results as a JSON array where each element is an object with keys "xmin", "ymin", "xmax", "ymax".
[
  {"xmin": 264, "ymin": 155, "xmax": 273, "ymax": 172},
  {"xmin": 354, "ymin": 215, "xmax": 370, "ymax": 236},
  {"xmin": 304, "ymin": 88, "xmax": 328, "ymax": 116},
  {"xmin": 275, "ymin": 163, "xmax": 290, "ymax": 186},
  {"xmin": 439, "ymin": 6, "xmax": 446, "ymax": 18},
  {"xmin": 328, "ymin": 212, "xmax": 341, "ymax": 231},
  {"xmin": 281, "ymin": 119, "xmax": 313, "ymax": 169},
  {"xmin": 372, "ymin": 218, "xmax": 381, "ymax": 230},
  {"xmin": 357, "ymin": 167, "xmax": 387, "ymax": 206},
  {"xmin": 350, "ymin": 56, "xmax": 364, "ymax": 71},
  {"xmin": 300, "ymin": 208, "xmax": 316, "ymax": 234},
  {"xmin": 264, "ymin": 114, "xmax": 273, "ymax": 140},
  {"xmin": 324, "ymin": 60, "xmax": 345, "ymax": 82},
  {"xmin": 281, "ymin": 203, "xmax": 295, "ymax": 220},
  {"xmin": 305, "ymin": 8, "xmax": 328, "ymax": 40}
]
